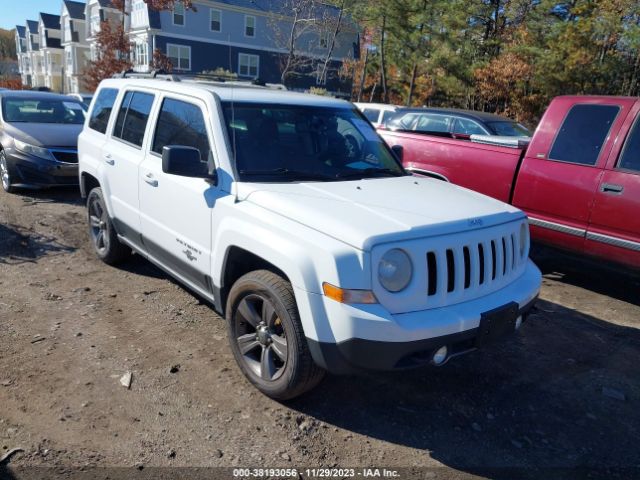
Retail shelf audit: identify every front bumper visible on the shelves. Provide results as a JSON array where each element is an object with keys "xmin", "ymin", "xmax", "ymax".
[
  {"xmin": 5, "ymin": 149, "xmax": 78, "ymax": 187},
  {"xmin": 302, "ymin": 260, "xmax": 541, "ymax": 374}
]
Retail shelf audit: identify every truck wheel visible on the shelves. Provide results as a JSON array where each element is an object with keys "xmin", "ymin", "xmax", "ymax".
[
  {"xmin": 0, "ymin": 150, "xmax": 16, "ymax": 194},
  {"xmin": 226, "ymin": 270, "xmax": 325, "ymax": 400},
  {"xmin": 86, "ymin": 187, "xmax": 130, "ymax": 265}
]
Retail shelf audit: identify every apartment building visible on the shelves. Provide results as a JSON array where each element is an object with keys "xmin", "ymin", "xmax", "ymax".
[
  {"xmin": 17, "ymin": 0, "xmax": 359, "ymax": 95},
  {"xmin": 61, "ymin": 0, "xmax": 90, "ymax": 93},
  {"xmin": 14, "ymin": 26, "xmax": 30, "ymax": 86},
  {"xmin": 39, "ymin": 13, "xmax": 64, "ymax": 92}
]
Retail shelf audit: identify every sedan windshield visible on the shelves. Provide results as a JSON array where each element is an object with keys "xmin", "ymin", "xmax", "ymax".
[
  {"xmin": 2, "ymin": 98, "xmax": 86, "ymax": 124},
  {"xmin": 487, "ymin": 121, "xmax": 531, "ymax": 137},
  {"xmin": 222, "ymin": 102, "xmax": 406, "ymax": 182}
]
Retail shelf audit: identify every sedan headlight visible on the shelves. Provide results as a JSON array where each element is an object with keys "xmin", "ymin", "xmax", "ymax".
[
  {"xmin": 378, "ymin": 249, "xmax": 413, "ymax": 292},
  {"xmin": 14, "ymin": 139, "xmax": 56, "ymax": 161}
]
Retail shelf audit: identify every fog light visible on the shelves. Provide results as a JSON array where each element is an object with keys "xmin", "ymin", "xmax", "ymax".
[
  {"xmin": 515, "ymin": 315, "xmax": 523, "ymax": 330},
  {"xmin": 432, "ymin": 346, "xmax": 448, "ymax": 365}
]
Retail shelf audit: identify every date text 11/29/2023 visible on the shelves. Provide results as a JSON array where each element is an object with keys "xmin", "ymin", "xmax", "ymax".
[{"xmin": 233, "ymin": 468, "xmax": 401, "ymax": 478}]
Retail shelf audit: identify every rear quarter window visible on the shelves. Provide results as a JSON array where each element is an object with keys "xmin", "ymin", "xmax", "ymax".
[
  {"xmin": 88, "ymin": 88, "xmax": 118, "ymax": 134},
  {"xmin": 548, "ymin": 104, "xmax": 620, "ymax": 166}
]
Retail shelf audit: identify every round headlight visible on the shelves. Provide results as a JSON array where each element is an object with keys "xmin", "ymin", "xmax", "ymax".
[
  {"xmin": 378, "ymin": 249, "xmax": 413, "ymax": 292},
  {"xmin": 519, "ymin": 222, "xmax": 529, "ymax": 258}
]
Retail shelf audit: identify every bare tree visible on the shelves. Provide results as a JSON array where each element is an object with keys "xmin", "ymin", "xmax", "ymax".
[
  {"xmin": 269, "ymin": 0, "xmax": 326, "ymax": 86},
  {"xmin": 317, "ymin": 0, "xmax": 346, "ymax": 88}
]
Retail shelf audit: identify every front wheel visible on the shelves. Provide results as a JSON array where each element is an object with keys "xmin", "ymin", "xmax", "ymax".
[
  {"xmin": 226, "ymin": 270, "xmax": 325, "ymax": 400},
  {"xmin": 86, "ymin": 187, "xmax": 131, "ymax": 265},
  {"xmin": 0, "ymin": 150, "xmax": 16, "ymax": 193}
]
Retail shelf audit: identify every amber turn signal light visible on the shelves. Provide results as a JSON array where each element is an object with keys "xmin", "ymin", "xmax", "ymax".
[{"xmin": 322, "ymin": 282, "xmax": 378, "ymax": 305}]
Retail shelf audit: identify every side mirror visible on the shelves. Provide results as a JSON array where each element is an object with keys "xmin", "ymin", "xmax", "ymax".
[
  {"xmin": 162, "ymin": 146, "xmax": 216, "ymax": 183},
  {"xmin": 391, "ymin": 144, "xmax": 404, "ymax": 162}
]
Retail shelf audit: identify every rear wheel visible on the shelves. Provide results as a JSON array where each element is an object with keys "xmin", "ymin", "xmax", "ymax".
[
  {"xmin": 87, "ymin": 187, "xmax": 130, "ymax": 265},
  {"xmin": 0, "ymin": 150, "xmax": 16, "ymax": 194},
  {"xmin": 226, "ymin": 270, "xmax": 325, "ymax": 400}
]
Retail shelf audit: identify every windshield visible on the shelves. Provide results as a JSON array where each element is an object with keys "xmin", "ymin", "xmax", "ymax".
[
  {"xmin": 222, "ymin": 102, "xmax": 406, "ymax": 182},
  {"xmin": 2, "ymin": 98, "xmax": 87, "ymax": 124},
  {"xmin": 487, "ymin": 121, "xmax": 531, "ymax": 137}
]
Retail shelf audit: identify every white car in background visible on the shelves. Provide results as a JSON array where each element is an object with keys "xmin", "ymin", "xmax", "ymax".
[{"xmin": 354, "ymin": 102, "xmax": 400, "ymax": 128}]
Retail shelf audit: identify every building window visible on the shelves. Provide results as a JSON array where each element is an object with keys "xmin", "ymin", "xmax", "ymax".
[
  {"xmin": 173, "ymin": 2, "xmax": 185, "ymax": 26},
  {"xmin": 167, "ymin": 44, "xmax": 190, "ymax": 71},
  {"xmin": 244, "ymin": 16, "xmax": 256, "ymax": 37},
  {"xmin": 132, "ymin": 0, "xmax": 146, "ymax": 27},
  {"xmin": 66, "ymin": 49, "xmax": 73, "ymax": 69},
  {"xmin": 135, "ymin": 42, "xmax": 148, "ymax": 66},
  {"xmin": 238, "ymin": 53, "xmax": 259, "ymax": 77},
  {"xmin": 210, "ymin": 9, "xmax": 221, "ymax": 32}
]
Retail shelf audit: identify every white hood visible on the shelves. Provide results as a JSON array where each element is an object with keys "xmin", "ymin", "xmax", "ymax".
[{"xmin": 237, "ymin": 176, "xmax": 524, "ymax": 251}]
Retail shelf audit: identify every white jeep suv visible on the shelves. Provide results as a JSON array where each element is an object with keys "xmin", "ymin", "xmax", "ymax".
[{"xmin": 78, "ymin": 76, "xmax": 541, "ymax": 399}]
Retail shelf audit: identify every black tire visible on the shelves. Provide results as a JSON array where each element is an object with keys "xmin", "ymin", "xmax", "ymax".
[
  {"xmin": 0, "ymin": 149, "xmax": 16, "ymax": 194},
  {"xmin": 226, "ymin": 270, "xmax": 325, "ymax": 400},
  {"xmin": 86, "ymin": 187, "xmax": 130, "ymax": 265}
]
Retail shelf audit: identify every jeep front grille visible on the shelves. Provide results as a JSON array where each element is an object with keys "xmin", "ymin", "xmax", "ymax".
[
  {"xmin": 426, "ymin": 232, "xmax": 520, "ymax": 299},
  {"xmin": 372, "ymin": 220, "xmax": 529, "ymax": 314}
]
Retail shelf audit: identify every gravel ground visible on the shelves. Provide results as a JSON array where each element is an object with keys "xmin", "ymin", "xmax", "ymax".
[{"xmin": 1, "ymin": 186, "xmax": 639, "ymax": 480}]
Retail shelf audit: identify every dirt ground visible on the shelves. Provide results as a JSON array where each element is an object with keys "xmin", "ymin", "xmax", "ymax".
[{"xmin": 1, "ymin": 186, "xmax": 639, "ymax": 480}]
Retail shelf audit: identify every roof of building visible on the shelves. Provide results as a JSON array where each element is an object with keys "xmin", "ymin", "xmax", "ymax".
[
  {"xmin": 64, "ymin": 0, "xmax": 87, "ymax": 20},
  {"xmin": 26, "ymin": 20, "xmax": 39, "ymax": 33},
  {"xmin": 142, "ymin": 0, "xmax": 354, "ymax": 31},
  {"xmin": 16, "ymin": 26, "xmax": 26, "ymax": 38},
  {"xmin": 40, "ymin": 13, "xmax": 62, "ymax": 30}
]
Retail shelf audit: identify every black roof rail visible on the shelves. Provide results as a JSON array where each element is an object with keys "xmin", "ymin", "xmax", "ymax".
[{"xmin": 110, "ymin": 71, "xmax": 288, "ymax": 90}]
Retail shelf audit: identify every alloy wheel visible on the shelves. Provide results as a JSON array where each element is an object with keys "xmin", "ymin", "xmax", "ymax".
[
  {"xmin": 0, "ymin": 152, "xmax": 10, "ymax": 191},
  {"xmin": 234, "ymin": 294, "xmax": 288, "ymax": 381},
  {"xmin": 88, "ymin": 195, "xmax": 110, "ymax": 254}
]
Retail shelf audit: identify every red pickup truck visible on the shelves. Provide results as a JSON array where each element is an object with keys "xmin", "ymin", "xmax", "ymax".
[{"xmin": 379, "ymin": 96, "xmax": 640, "ymax": 270}]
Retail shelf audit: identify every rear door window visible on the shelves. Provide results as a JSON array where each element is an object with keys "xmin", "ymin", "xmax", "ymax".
[
  {"xmin": 112, "ymin": 91, "xmax": 155, "ymax": 148},
  {"xmin": 415, "ymin": 113, "xmax": 453, "ymax": 133},
  {"xmin": 453, "ymin": 117, "xmax": 487, "ymax": 136},
  {"xmin": 618, "ymin": 115, "xmax": 640, "ymax": 173},
  {"xmin": 549, "ymin": 104, "xmax": 620, "ymax": 166},
  {"xmin": 88, "ymin": 88, "xmax": 118, "ymax": 134}
]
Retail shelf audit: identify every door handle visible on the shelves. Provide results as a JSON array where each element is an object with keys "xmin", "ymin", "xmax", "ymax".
[
  {"xmin": 601, "ymin": 183, "xmax": 624, "ymax": 194},
  {"xmin": 103, "ymin": 153, "xmax": 114, "ymax": 165},
  {"xmin": 143, "ymin": 173, "xmax": 158, "ymax": 187}
]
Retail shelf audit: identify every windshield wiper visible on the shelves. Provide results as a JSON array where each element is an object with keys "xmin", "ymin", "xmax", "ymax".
[
  {"xmin": 335, "ymin": 168, "xmax": 406, "ymax": 179},
  {"xmin": 239, "ymin": 168, "xmax": 333, "ymax": 181}
]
